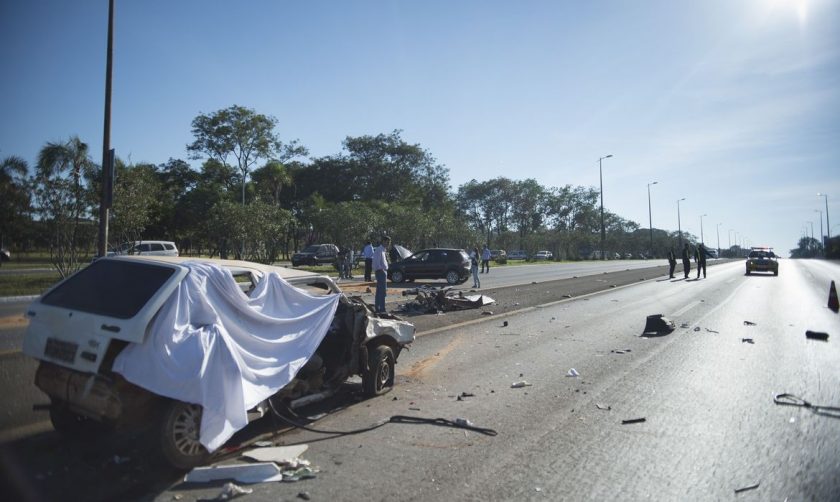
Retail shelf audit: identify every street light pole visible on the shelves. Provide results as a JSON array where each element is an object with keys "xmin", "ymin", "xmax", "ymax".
[
  {"xmin": 815, "ymin": 209, "xmax": 824, "ymax": 255},
  {"xmin": 97, "ymin": 0, "xmax": 115, "ymax": 258},
  {"xmin": 647, "ymin": 181, "xmax": 658, "ymax": 257},
  {"xmin": 700, "ymin": 213, "xmax": 707, "ymax": 244},
  {"xmin": 818, "ymin": 193, "xmax": 830, "ymax": 240},
  {"xmin": 598, "ymin": 154, "xmax": 613, "ymax": 260},
  {"xmin": 728, "ymin": 229, "xmax": 734, "ymax": 249},
  {"xmin": 716, "ymin": 223, "xmax": 721, "ymax": 257},
  {"xmin": 677, "ymin": 198, "xmax": 686, "ymax": 248}
]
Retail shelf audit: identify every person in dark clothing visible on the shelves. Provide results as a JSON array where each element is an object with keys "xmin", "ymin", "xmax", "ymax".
[
  {"xmin": 695, "ymin": 243, "xmax": 708, "ymax": 279},
  {"xmin": 681, "ymin": 243, "xmax": 692, "ymax": 279},
  {"xmin": 667, "ymin": 247, "xmax": 677, "ymax": 279}
]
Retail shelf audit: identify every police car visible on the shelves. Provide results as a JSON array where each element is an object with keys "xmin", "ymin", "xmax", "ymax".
[{"xmin": 745, "ymin": 247, "xmax": 779, "ymax": 276}]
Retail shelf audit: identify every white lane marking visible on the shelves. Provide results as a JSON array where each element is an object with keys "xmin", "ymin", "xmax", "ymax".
[{"xmin": 672, "ymin": 300, "xmax": 701, "ymax": 317}]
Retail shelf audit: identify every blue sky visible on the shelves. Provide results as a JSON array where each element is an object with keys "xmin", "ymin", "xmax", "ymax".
[{"xmin": 2, "ymin": 0, "xmax": 838, "ymax": 253}]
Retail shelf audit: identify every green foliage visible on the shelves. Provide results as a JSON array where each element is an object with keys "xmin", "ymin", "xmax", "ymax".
[
  {"xmin": 1, "ymin": 155, "xmax": 32, "ymax": 249},
  {"xmin": 110, "ymin": 162, "xmax": 161, "ymax": 245}
]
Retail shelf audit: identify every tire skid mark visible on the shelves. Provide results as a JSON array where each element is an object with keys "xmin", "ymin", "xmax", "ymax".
[{"xmin": 401, "ymin": 335, "xmax": 463, "ymax": 379}]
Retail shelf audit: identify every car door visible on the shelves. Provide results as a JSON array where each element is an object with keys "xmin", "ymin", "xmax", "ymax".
[
  {"xmin": 402, "ymin": 251, "xmax": 429, "ymax": 279},
  {"xmin": 427, "ymin": 250, "xmax": 449, "ymax": 279}
]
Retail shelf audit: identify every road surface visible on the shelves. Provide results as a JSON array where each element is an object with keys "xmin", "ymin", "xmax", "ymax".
[{"xmin": 1, "ymin": 258, "xmax": 838, "ymax": 501}]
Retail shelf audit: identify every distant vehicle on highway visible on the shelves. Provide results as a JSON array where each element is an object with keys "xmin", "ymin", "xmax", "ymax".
[
  {"xmin": 388, "ymin": 248, "xmax": 470, "ymax": 285},
  {"xmin": 746, "ymin": 247, "xmax": 778, "ymax": 276},
  {"xmin": 533, "ymin": 250, "xmax": 553, "ymax": 260},
  {"xmin": 490, "ymin": 249, "xmax": 507, "ymax": 263},
  {"xmin": 291, "ymin": 243, "xmax": 339, "ymax": 266},
  {"xmin": 109, "ymin": 241, "xmax": 179, "ymax": 257},
  {"xmin": 507, "ymin": 250, "xmax": 528, "ymax": 260}
]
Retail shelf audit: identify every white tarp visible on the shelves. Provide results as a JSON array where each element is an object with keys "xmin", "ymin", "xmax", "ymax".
[{"xmin": 112, "ymin": 261, "xmax": 340, "ymax": 451}]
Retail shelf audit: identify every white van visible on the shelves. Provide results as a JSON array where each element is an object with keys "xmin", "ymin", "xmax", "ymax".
[{"xmin": 110, "ymin": 241, "xmax": 179, "ymax": 257}]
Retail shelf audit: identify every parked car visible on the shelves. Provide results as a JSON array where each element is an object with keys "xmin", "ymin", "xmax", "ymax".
[
  {"xmin": 292, "ymin": 243, "xmax": 339, "ymax": 266},
  {"xmin": 491, "ymin": 249, "xmax": 507, "ymax": 263},
  {"xmin": 533, "ymin": 250, "xmax": 553, "ymax": 260},
  {"xmin": 22, "ymin": 255, "xmax": 415, "ymax": 469},
  {"xmin": 507, "ymin": 250, "xmax": 528, "ymax": 260},
  {"xmin": 388, "ymin": 248, "xmax": 471, "ymax": 285},
  {"xmin": 745, "ymin": 247, "xmax": 778, "ymax": 276},
  {"xmin": 109, "ymin": 240, "xmax": 178, "ymax": 257}
]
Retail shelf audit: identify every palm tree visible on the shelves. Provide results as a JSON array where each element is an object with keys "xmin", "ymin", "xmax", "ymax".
[
  {"xmin": 1, "ymin": 155, "xmax": 31, "ymax": 249},
  {"xmin": 252, "ymin": 160, "xmax": 293, "ymax": 207}
]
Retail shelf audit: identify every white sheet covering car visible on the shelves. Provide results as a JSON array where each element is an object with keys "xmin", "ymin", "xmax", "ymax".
[{"xmin": 23, "ymin": 256, "xmax": 415, "ymax": 469}]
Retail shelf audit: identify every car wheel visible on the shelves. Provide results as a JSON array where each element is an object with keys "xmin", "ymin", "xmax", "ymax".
[
  {"xmin": 746, "ymin": 269, "xmax": 751, "ymax": 275},
  {"xmin": 49, "ymin": 402, "xmax": 107, "ymax": 437},
  {"xmin": 391, "ymin": 270, "xmax": 405, "ymax": 283},
  {"xmin": 159, "ymin": 400, "xmax": 210, "ymax": 470},
  {"xmin": 774, "ymin": 270, "xmax": 778, "ymax": 276},
  {"xmin": 362, "ymin": 345, "xmax": 395, "ymax": 397},
  {"xmin": 446, "ymin": 269, "xmax": 460, "ymax": 285}
]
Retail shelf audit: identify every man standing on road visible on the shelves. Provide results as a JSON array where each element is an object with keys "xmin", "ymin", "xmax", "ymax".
[
  {"xmin": 481, "ymin": 245, "xmax": 492, "ymax": 273},
  {"xmin": 695, "ymin": 243, "xmax": 708, "ymax": 279},
  {"xmin": 372, "ymin": 236, "xmax": 391, "ymax": 313},
  {"xmin": 681, "ymin": 243, "xmax": 692, "ymax": 279},
  {"xmin": 667, "ymin": 247, "xmax": 677, "ymax": 279},
  {"xmin": 362, "ymin": 241, "xmax": 374, "ymax": 282}
]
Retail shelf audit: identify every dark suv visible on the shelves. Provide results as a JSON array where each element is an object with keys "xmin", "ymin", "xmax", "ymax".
[
  {"xmin": 388, "ymin": 248, "xmax": 471, "ymax": 285},
  {"xmin": 292, "ymin": 244, "xmax": 339, "ymax": 266}
]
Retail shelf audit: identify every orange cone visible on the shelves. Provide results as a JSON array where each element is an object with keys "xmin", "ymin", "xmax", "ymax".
[{"xmin": 829, "ymin": 280, "xmax": 839, "ymax": 313}]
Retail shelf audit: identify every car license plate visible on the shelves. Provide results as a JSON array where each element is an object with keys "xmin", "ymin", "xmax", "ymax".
[{"xmin": 44, "ymin": 338, "xmax": 78, "ymax": 364}]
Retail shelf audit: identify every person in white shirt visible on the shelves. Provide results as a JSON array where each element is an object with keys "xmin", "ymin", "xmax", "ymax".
[
  {"xmin": 362, "ymin": 241, "xmax": 374, "ymax": 282},
  {"xmin": 372, "ymin": 236, "xmax": 391, "ymax": 313}
]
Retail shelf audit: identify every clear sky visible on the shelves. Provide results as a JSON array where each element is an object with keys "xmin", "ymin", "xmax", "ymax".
[{"xmin": 2, "ymin": 0, "xmax": 838, "ymax": 253}]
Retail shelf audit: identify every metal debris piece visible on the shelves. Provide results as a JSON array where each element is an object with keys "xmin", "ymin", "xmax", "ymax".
[
  {"xmin": 734, "ymin": 482, "xmax": 759, "ymax": 493},
  {"xmin": 705, "ymin": 328, "xmax": 719, "ymax": 334},
  {"xmin": 595, "ymin": 403, "xmax": 611, "ymax": 410},
  {"xmin": 693, "ymin": 327, "xmax": 701, "ymax": 332},
  {"xmin": 282, "ymin": 466, "xmax": 318, "ymax": 482},
  {"xmin": 741, "ymin": 338, "xmax": 754, "ymax": 344},
  {"xmin": 184, "ymin": 462, "xmax": 284, "ymax": 484},
  {"xmin": 621, "ymin": 417, "xmax": 646, "ymax": 424},
  {"xmin": 566, "ymin": 368, "xmax": 580, "ymax": 377},
  {"xmin": 805, "ymin": 330, "xmax": 829, "ymax": 341},
  {"xmin": 242, "ymin": 445, "xmax": 309, "ymax": 464},
  {"xmin": 399, "ymin": 285, "xmax": 495, "ymax": 313},
  {"xmin": 298, "ymin": 491, "xmax": 311, "ymax": 500},
  {"xmin": 482, "ymin": 311, "xmax": 494, "ymax": 315},
  {"xmin": 743, "ymin": 320, "xmax": 757, "ymax": 326},
  {"xmin": 511, "ymin": 381, "xmax": 532, "ymax": 388},
  {"xmin": 502, "ymin": 321, "xmax": 508, "ymax": 327},
  {"xmin": 643, "ymin": 314, "xmax": 676, "ymax": 335}
]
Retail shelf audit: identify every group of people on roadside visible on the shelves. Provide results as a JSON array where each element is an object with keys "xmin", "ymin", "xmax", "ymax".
[{"xmin": 667, "ymin": 242, "xmax": 711, "ymax": 280}]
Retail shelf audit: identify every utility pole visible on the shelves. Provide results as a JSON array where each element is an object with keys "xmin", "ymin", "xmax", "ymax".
[{"xmin": 97, "ymin": 0, "xmax": 115, "ymax": 257}]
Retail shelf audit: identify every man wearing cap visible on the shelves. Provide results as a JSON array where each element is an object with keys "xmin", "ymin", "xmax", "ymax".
[{"xmin": 372, "ymin": 236, "xmax": 391, "ymax": 313}]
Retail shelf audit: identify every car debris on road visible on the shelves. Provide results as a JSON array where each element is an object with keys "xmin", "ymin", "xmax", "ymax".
[{"xmin": 399, "ymin": 285, "xmax": 495, "ymax": 313}]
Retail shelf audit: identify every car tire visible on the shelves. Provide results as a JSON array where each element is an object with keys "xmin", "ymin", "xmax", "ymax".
[
  {"xmin": 446, "ymin": 270, "xmax": 460, "ymax": 285},
  {"xmin": 774, "ymin": 270, "xmax": 778, "ymax": 276},
  {"xmin": 391, "ymin": 270, "xmax": 405, "ymax": 283},
  {"xmin": 746, "ymin": 269, "xmax": 751, "ymax": 275},
  {"xmin": 362, "ymin": 345, "xmax": 395, "ymax": 397},
  {"xmin": 159, "ymin": 400, "xmax": 210, "ymax": 470},
  {"xmin": 49, "ymin": 401, "xmax": 108, "ymax": 437}
]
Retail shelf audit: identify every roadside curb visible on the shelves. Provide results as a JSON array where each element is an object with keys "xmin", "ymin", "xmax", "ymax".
[{"xmin": 0, "ymin": 295, "xmax": 39, "ymax": 304}]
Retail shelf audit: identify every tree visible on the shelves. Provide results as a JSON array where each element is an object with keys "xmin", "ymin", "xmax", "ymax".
[
  {"xmin": 187, "ymin": 105, "xmax": 306, "ymax": 206},
  {"xmin": 1, "ymin": 155, "xmax": 31, "ymax": 250},
  {"xmin": 110, "ymin": 161, "xmax": 161, "ymax": 246},
  {"xmin": 33, "ymin": 136, "xmax": 97, "ymax": 277},
  {"xmin": 252, "ymin": 160, "xmax": 293, "ymax": 207}
]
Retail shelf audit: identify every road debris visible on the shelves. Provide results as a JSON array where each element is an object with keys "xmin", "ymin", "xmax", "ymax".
[
  {"xmin": 595, "ymin": 403, "xmax": 611, "ymax": 410},
  {"xmin": 566, "ymin": 368, "xmax": 580, "ymax": 377},
  {"xmin": 643, "ymin": 314, "xmax": 676, "ymax": 335},
  {"xmin": 298, "ymin": 492, "xmax": 311, "ymax": 500},
  {"xmin": 502, "ymin": 321, "xmax": 508, "ymax": 327},
  {"xmin": 693, "ymin": 327, "xmax": 700, "ymax": 332},
  {"xmin": 741, "ymin": 338, "xmax": 754, "ymax": 344},
  {"xmin": 242, "ymin": 445, "xmax": 309, "ymax": 464},
  {"xmin": 705, "ymin": 328, "xmax": 719, "ymax": 334},
  {"xmin": 621, "ymin": 417, "xmax": 646, "ymax": 424},
  {"xmin": 805, "ymin": 330, "xmax": 829, "ymax": 341},
  {"xmin": 734, "ymin": 482, "xmax": 760, "ymax": 494},
  {"xmin": 828, "ymin": 280, "xmax": 838, "ymax": 312},
  {"xmin": 185, "ymin": 463, "xmax": 285, "ymax": 484},
  {"xmin": 211, "ymin": 482, "xmax": 253, "ymax": 500},
  {"xmin": 511, "ymin": 381, "xmax": 532, "ymax": 388},
  {"xmin": 611, "ymin": 349, "xmax": 631, "ymax": 354},
  {"xmin": 743, "ymin": 320, "xmax": 757, "ymax": 326},
  {"xmin": 399, "ymin": 285, "xmax": 495, "ymax": 313}
]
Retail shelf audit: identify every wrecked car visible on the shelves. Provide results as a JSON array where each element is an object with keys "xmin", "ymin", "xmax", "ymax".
[{"xmin": 22, "ymin": 256, "xmax": 414, "ymax": 469}]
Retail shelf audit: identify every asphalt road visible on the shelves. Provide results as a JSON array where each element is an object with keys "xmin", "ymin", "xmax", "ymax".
[{"xmin": 2, "ymin": 258, "xmax": 838, "ymax": 501}]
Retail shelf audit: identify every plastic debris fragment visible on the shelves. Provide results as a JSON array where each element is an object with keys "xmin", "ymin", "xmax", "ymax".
[
  {"xmin": 511, "ymin": 381, "xmax": 532, "ymax": 388},
  {"xmin": 621, "ymin": 417, "xmax": 646, "ymax": 424},
  {"xmin": 566, "ymin": 368, "xmax": 580, "ymax": 377}
]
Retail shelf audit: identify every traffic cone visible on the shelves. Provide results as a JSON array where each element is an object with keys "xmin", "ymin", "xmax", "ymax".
[{"xmin": 829, "ymin": 280, "xmax": 839, "ymax": 313}]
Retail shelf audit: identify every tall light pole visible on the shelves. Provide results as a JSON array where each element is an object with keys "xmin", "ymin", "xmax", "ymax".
[
  {"xmin": 817, "ymin": 193, "xmax": 830, "ymax": 240},
  {"xmin": 598, "ymin": 154, "xmax": 613, "ymax": 260},
  {"xmin": 699, "ymin": 213, "xmax": 707, "ymax": 243},
  {"xmin": 97, "ymin": 0, "xmax": 115, "ymax": 257},
  {"xmin": 716, "ymin": 223, "xmax": 721, "ymax": 257},
  {"xmin": 677, "ymin": 198, "xmax": 686, "ymax": 248},
  {"xmin": 728, "ymin": 229, "xmax": 734, "ymax": 249},
  {"xmin": 815, "ymin": 209, "xmax": 824, "ymax": 255},
  {"xmin": 647, "ymin": 181, "xmax": 658, "ymax": 256}
]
